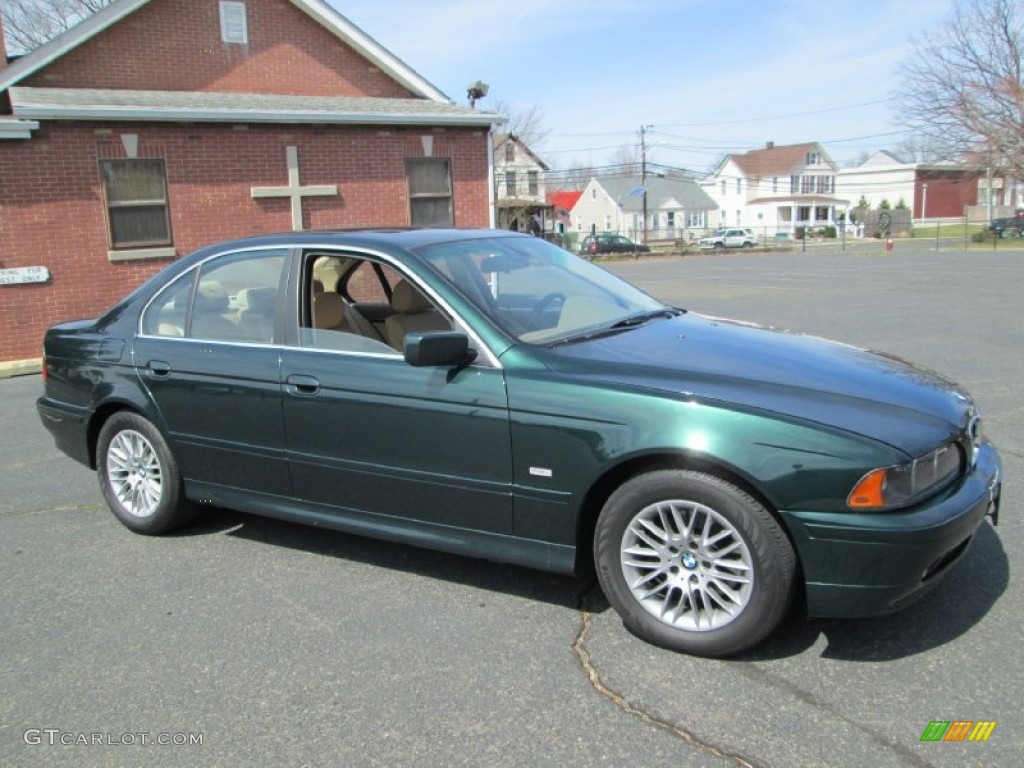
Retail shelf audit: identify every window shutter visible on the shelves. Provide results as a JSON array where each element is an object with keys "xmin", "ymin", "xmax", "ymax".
[{"xmin": 220, "ymin": 1, "xmax": 248, "ymax": 44}]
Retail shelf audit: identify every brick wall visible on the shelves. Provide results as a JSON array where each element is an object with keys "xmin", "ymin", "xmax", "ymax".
[
  {"xmin": 0, "ymin": 121, "xmax": 491, "ymax": 362},
  {"xmin": 23, "ymin": 0, "xmax": 417, "ymax": 98}
]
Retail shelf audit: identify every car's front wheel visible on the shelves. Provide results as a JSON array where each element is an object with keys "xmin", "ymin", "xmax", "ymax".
[
  {"xmin": 97, "ymin": 412, "xmax": 195, "ymax": 535},
  {"xmin": 594, "ymin": 470, "xmax": 795, "ymax": 657}
]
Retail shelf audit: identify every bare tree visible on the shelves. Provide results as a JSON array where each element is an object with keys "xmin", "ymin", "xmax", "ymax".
[
  {"xmin": 489, "ymin": 99, "xmax": 550, "ymax": 151},
  {"xmin": 2, "ymin": 0, "xmax": 113, "ymax": 53},
  {"xmin": 892, "ymin": 134, "xmax": 947, "ymax": 164},
  {"xmin": 897, "ymin": 0, "xmax": 1024, "ymax": 175},
  {"xmin": 608, "ymin": 142, "xmax": 642, "ymax": 175}
]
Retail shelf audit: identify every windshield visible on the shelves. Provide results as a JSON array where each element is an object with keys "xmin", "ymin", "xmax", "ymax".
[{"xmin": 416, "ymin": 236, "xmax": 666, "ymax": 344}]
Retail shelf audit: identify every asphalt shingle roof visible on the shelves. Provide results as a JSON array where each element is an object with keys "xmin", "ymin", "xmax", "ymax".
[
  {"xmin": 597, "ymin": 175, "xmax": 716, "ymax": 211},
  {"xmin": 9, "ymin": 87, "xmax": 499, "ymax": 126}
]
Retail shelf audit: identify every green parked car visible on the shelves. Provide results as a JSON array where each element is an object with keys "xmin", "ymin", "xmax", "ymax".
[{"xmin": 38, "ymin": 229, "xmax": 1002, "ymax": 657}]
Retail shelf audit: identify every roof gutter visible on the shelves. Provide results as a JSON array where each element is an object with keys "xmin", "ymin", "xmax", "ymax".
[{"xmin": 11, "ymin": 104, "xmax": 501, "ymax": 127}]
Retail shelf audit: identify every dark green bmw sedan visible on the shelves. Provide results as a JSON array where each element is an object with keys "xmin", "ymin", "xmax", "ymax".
[{"xmin": 38, "ymin": 229, "xmax": 1002, "ymax": 657}]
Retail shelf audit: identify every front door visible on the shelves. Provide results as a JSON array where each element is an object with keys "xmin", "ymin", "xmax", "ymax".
[{"xmin": 280, "ymin": 250, "xmax": 513, "ymax": 534}]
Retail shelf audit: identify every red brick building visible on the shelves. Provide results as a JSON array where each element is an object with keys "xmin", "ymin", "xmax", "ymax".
[{"xmin": 0, "ymin": 0, "xmax": 499, "ymax": 367}]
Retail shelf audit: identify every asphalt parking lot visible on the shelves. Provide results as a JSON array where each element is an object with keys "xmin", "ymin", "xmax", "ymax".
[{"xmin": 1, "ymin": 243, "xmax": 1020, "ymax": 767}]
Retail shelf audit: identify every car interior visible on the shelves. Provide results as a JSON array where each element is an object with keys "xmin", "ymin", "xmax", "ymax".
[{"xmin": 305, "ymin": 253, "xmax": 451, "ymax": 354}]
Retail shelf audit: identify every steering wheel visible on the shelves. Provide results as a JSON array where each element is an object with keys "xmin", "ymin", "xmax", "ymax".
[{"xmin": 526, "ymin": 292, "xmax": 566, "ymax": 330}]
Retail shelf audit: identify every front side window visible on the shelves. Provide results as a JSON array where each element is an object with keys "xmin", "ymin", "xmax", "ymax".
[
  {"xmin": 407, "ymin": 158, "xmax": 453, "ymax": 227},
  {"xmin": 303, "ymin": 252, "xmax": 447, "ymax": 355},
  {"xmin": 100, "ymin": 159, "xmax": 171, "ymax": 249}
]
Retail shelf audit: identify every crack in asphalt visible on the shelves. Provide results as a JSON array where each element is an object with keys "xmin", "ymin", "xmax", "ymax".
[
  {"xmin": 731, "ymin": 664, "xmax": 935, "ymax": 768},
  {"xmin": 0, "ymin": 502, "xmax": 104, "ymax": 518},
  {"xmin": 572, "ymin": 587, "xmax": 762, "ymax": 768}
]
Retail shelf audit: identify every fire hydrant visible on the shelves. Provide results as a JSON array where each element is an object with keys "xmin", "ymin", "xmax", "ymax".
[{"xmin": 886, "ymin": 238, "xmax": 894, "ymax": 252}]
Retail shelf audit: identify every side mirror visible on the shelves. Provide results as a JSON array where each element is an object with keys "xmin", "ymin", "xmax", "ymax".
[{"xmin": 404, "ymin": 331, "xmax": 477, "ymax": 367}]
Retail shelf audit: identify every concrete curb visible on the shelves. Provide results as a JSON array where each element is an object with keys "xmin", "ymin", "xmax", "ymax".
[{"xmin": 0, "ymin": 358, "xmax": 43, "ymax": 379}]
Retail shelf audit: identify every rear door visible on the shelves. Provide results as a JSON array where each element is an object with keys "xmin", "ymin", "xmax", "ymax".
[{"xmin": 134, "ymin": 247, "xmax": 291, "ymax": 497}]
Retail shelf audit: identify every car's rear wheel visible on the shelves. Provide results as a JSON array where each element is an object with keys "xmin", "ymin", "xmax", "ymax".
[
  {"xmin": 713, "ymin": 243, "xmax": 724, "ymax": 250},
  {"xmin": 594, "ymin": 470, "xmax": 795, "ymax": 657},
  {"xmin": 97, "ymin": 412, "xmax": 195, "ymax": 535}
]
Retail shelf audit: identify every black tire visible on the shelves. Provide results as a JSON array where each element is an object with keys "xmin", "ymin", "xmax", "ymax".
[
  {"xmin": 594, "ymin": 470, "xmax": 795, "ymax": 657},
  {"xmin": 713, "ymin": 243, "xmax": 724, "ymax": 251},
  {"xmin": 96, "ymin": 412, "xmax": 196, "ymax": 535}
]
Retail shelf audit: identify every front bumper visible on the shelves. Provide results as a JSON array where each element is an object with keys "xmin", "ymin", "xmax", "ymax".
[{"xmin": 780, "ymin": 440, "xmax": 1002, "ymax": 617}]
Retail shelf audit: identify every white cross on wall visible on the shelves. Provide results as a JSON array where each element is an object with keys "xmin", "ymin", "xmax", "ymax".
[{"xmin": 250, "ymin": 146, "xmax": 338, "ymax": 231}]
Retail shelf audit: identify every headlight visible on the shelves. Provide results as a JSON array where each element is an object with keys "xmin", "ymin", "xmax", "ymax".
[{"xmin": 847, "ymin": 442, "xmax": 963, "ymax": 511}]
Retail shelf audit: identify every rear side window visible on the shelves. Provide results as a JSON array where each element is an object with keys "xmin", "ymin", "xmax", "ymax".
[
  {"xmin": 141, "ymin": 250, "xmax": 286, "ymax": 342},
  {"xmin": 141, "ymin": 270, "xmax": 195, "ymax": 338}
]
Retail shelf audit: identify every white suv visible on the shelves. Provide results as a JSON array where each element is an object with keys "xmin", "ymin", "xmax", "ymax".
[{"xmin": 699, "ymin": 228, "xmax": 757, "ymax": 250}]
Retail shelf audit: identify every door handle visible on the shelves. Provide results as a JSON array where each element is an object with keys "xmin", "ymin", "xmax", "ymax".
[
  {"xmin": 286, "ymin": 374, "xmax": 321, "ymax": 395},
  {"xmin": 146, "ymin": 360, "xmax": 172, "ymax": 378}
]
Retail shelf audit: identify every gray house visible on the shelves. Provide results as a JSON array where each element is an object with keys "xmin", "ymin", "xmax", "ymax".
[{"xmin": 571, "ymin": 175, "xmax": 718, "ymax": 241}]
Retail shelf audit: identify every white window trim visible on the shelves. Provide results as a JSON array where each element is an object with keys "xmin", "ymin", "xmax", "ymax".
[{"xmin": 108, "ymin": 247, "xmax": 177, "ymax": 263}]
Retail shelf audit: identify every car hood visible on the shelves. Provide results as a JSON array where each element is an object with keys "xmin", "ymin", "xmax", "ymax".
[{"xmin": 543, "ymin": 313, "xmax": 971, "ymax": 456}]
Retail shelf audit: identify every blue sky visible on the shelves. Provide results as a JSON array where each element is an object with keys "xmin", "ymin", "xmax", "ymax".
[{"xmin": 333, "ymin": 0, "xmax": 956, "ymax": 175}]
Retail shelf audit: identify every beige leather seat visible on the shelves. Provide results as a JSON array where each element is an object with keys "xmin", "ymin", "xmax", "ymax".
[
  {"xmin": 384, "ymin": 279, "xmax": 449, "ymax": 351},
  {"xmin": 312, "ymin": 290, "xmax": 347, "ymax": 331}
]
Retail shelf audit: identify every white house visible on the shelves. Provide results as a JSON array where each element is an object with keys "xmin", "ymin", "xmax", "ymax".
[
  {"xmin": 571, "ymin": 174, "xmax": 717, "ymax": 241},
  {"xmin": 835, "ymin": 151, "xmax": 915, "ymax": 212},
  {"xmin": 836, "ymin": 151, "xmax": 989, "ymax": 222},
  {"xmin": 493, "ymin": 133, "xmax": 551, "ymax": 231},
  {"xmin": 702, "ymin": 142, "xmax": 849, "ymax": 236}
]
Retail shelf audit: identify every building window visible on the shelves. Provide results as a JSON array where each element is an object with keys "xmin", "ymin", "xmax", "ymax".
[
  {"xmin": 721, "ymin": 179, "xmax": 727, "ymax": 195},
  {"xmin": 406, "ymin": 158, "xmax": 453, "ymax": 227},
  {"xmin": 790, "ymin": 175, "xmax": 799, "ymax": 193},
  {"xmin": 736, "ymin": 178, "xmax": 742, "ymax": 193},
  {"xmin": 527, "ymin": 171, "xmax": 539, "ymax": 196},
  {"xmin": 772, "ymin": 177, "xmax": 778, "ymax": 193},
  {"xmin": 100, "ymin": 159, "xmax": 172, "ymax": 249},
  {"xmin": 807, "ymin": 151, "xmax": 819, "ymax": 165},
  {"xmin": 504, "ymin": 143, "xmax": 515, "ymax": 162},
  {"xmin": 666, "ymin": 211, "xmax": 675, "ymax": 229},
  {"xmin": 505, "ymin": 171, "xmax": 517, "ymax": 196},
  {"xmin": 219, "ymin": 1, "xmax": 248, "ymax": 44},
  {"xmin": 591, "ymin": 188, "xmax": 597, "ymax": 200},
  {"xmin": 687, "ymin": 211, "xmax": 704, "ymax": 228}
]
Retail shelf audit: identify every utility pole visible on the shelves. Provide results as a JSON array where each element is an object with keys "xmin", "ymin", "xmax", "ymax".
[{"xmin": 640, "ymin": 125, "xmax": 652, "ymax": 244}]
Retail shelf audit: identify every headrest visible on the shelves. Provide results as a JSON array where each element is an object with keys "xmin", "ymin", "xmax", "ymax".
[
  {"xmin": 240, "ymin": 286, "xmax": 276, "ymax": 312},
  {"xmin": 194, "ymin": 280, "xmax": 228, "ymax": 312},
  {"xmin": 391, "ymin": 279, "xmax": 433, "ymax": 314},
  {"xmin": 313, "ymin": 291, "xmax": 344, "ymax": 329}
]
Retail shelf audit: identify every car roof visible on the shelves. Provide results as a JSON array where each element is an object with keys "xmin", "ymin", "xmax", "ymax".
[{"xmin": 179, "ymin": 227, "xmax": 534, "ymax": 264}]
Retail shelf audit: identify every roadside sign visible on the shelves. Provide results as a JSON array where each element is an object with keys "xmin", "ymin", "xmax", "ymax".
[{"xmin": 0, "ymin": 266, "xmax": 50, "ymax": 286}]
